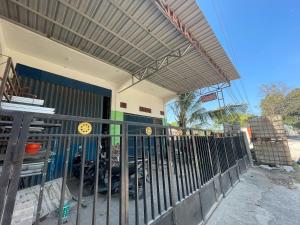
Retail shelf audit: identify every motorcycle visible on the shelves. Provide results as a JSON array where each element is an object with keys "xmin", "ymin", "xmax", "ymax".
[{"xmin": 72, "ymin": 148, "xmax": 146, "ymax": 198}]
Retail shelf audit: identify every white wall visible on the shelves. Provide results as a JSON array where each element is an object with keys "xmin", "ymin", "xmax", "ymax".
[{"xmin": 116, "ymin": 89, "xmax": 165, "ymax": 118}]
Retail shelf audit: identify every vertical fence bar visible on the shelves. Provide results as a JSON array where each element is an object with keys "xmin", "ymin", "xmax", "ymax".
[
  {"xmin": 212, "ymin": 134, "xmax": 221, "ymax": 175},
  {"xmin": 171, "ymin": 136, "xmax": 180, "ymax": 201},
  {"xmin": 35, "ymin": 137, "xmax": 52, "ymax": 225},
  {"xmin": 176, "ymin": 136, "xmax": 185, "ymax": 199},
  {"xmin": 222, "ymin": 137, "xmax": 233, "ymax": 186},
  {"xmin": 148, "ymin": 136, "xmax": 155, "ymax": 219},
  {"xmin": 197, "ymin": 137, "xmax": 206, "ymax": 184},
  {"xmin": 204, "ymin": 136, "xmax": 212, "ymax": 182},
  {"xmin": 58, "ymin": 137, "xmax": 71, "ymax": 225},
  {"xmin": 183, "ymin": 136, "xmax": 192, "ymax": 194},
  {"xmin": 134, "ymin": 136, "xmax": 139, "ymax": 225},
  {"xmin": 76, "ymin": 138, "xmax": 87, "ymax": 225},
  {"xmin": 106, "ymin": 136, "xmax": 112, "ymax": 225},
  {"xmin": 222, "ymin": 137, "xmax": 230, "ymax": 170},
  {"xmin": 0, "ymin": 114, "xmax": 23, "ymax": 222},
  {"xmin": 141, "ymin": 136, "xmax": 148, "ymax": 224},
  {"xmin": 180, "ymin": 136, "xmax": 189, "ymax": 196},
  {"xmin": 159, "ymin": 136, "xmax": 167, "ymax": 210},
  {"xmin": 186, "ymin": 136, "xmax": 196, "ymax": 191},
  {"xmin": 92, "ymin": 137, "xmax": 101, "ymax": 225},
  {"xmin": 154, "ymin": 137, "xmax": 162, "ymax": 213},
  {"xmin": 0, "ymin": 113, "xmax": 32, "ymax": 225},
  {"xmin": 120, "ymin": 123, "xmax": 129, "ymax": 225},
  {"xmin": 205, "ymin": 133, "xmax": 218, "ymax": 201},
  {"xmin": 165, "ymin": 127, "xmax": 175, "ymax": 207},
  {"xmin": 191, "ymin": 132, "xmax": 205, "ymax": 221},
  {"xmin": 194, "ymin": 136, "xmax": 204, "ymax": 185},
  {"xmin": 190, "ymin": 130, "xmax": 200, "ymax": 189},
  {"xmin": 205, "ymin": 132, "xmax": 216, "ymax": 180},
  {"xmin": 231, "ymin": 136, "xmax": 241, "ymax": 181}
]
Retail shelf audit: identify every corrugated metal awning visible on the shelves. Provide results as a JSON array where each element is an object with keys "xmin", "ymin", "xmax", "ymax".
[{"xmin": 0, "ymin": 0, "xmax": 239, "ymax": 94}]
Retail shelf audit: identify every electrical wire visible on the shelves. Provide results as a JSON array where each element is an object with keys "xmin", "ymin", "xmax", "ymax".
[{"xmin": 211, "ymin": 0, "xmax": 252, "ymax": 113}]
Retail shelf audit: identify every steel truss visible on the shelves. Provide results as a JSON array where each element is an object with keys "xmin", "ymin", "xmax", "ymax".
[{"xmin": 119, "ymin": 43, "xmax": 193, "ymax": 92}]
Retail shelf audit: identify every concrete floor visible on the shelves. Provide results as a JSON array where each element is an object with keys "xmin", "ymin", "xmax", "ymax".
[
  {"xmin": 207, "ymin": 136, "xmax": 300, "ymax": 225},
  {"xmin": 40, "ymin": 165, "xmax": 174, "ymax": 225}
]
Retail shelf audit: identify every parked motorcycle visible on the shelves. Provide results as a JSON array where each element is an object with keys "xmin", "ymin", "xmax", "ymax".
[{"xmin": 72, "ymin": 149, "xmax": 145, "ymax": 198}]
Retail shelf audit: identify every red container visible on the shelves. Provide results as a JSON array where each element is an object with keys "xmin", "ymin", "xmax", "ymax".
[{"xmin": 25, "ymin": 143, "xmax": 41, "ymax": 154}]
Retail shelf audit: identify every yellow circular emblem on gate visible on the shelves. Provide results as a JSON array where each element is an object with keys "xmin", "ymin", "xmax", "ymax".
[
  {"xmin": 78, "ymin": 122, "xmax": 92, "ymax": 135},
  {"xmin": 145, "ymin": 127, "xmax": 152, "ymax": 136}
]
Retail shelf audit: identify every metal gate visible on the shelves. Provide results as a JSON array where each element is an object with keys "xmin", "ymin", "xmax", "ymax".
[{"xmin": 0, "ymin": 110, "xmax": 250, "ymax": 225}]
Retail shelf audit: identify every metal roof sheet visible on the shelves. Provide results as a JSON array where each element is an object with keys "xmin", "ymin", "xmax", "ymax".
[{"xmin": 0, "ymin": 0, "xmax": 239, "ymax": 94}]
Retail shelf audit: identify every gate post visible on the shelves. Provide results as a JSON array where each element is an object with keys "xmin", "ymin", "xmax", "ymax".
[
  {"xmin": 0, "ymin": 112, "xmax": 32, "ymax": 225},
  {"xmin": 120, "ymin": 122, "xmax": 129, "ymax": 225}
]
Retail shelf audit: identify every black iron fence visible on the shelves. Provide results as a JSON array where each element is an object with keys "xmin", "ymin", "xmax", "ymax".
[{"xmin": 0, "ymin": 110, "xmax": 250, "ymax": 225}]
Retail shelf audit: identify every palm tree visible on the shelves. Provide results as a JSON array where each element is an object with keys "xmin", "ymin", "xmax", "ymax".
[{"xmin": 170, "ymin": 91, "xmax": 247, "ymax": 128}]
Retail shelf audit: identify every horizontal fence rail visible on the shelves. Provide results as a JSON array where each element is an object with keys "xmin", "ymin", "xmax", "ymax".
[{"xmin": 0, "ymin": 110, "xmax": 250, "ymax": 225}]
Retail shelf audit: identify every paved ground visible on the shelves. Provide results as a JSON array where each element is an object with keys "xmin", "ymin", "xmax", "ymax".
[
  {"xmin": 206, "ymin": 136, "xmax": 300, "ymax": 225},
  {"xmin": 207, "ymin": 166, "xmax": 300, "ymax": 225}
]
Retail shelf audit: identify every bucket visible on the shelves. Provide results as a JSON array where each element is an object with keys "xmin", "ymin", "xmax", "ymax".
[{"xmin": 25, "ymin": 143, "xmax": 41, "ymax": 154}]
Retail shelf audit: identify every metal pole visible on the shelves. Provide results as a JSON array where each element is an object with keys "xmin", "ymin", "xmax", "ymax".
[
  {"xmin": 92, "ymin": 137, "xmax": 102, "ymax": 225},
  {"xmin": 205, "ymin": 132, "xmax": 219, "ymax": 201},
  {"xmin": 76, "ymin": 138, "xmax": 87, "ymax": 225},
  {"xmin": 58, "ymin": 137, "xmax": 71, "ymax": 225},
  {"xmin": 0, "ymin": 114, "xmax": 23, "ymax": 222},
  {"xmin": 165, "ymin": 127, "xmax": 175, "ymax": 207},
  {"xmin": 119, "ymin": 123, "xmax": 128, "ymax": 225},
  {"xmin": 106, "ymin": 136, "xmax": 112, "ymax": 225},
  {"xmin": 222, "ymin": 137, "xmax": 233, "ymax": 187},
  {"xmin": 0, "ymin": 112, "xmax": 32, "ymax": 225},
  {"xmin": 35, "ymin": 137, "xmax": 53, "ymax": 225},
  {"xmin": 231, "ymin": 136, "xmax": 241, "ymax": 181}
]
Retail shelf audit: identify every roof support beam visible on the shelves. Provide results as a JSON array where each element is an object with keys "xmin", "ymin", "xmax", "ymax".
[
  {"xmin": 153, "ymin": 0, "xmax": 229, "ymax": 83},
  {"xmin": 197, "ymin": 82, "xmax": 231, "ymax": 96},
  {"xmin": 119, "ymin": 43, "xmax": 193, "ymax": 93}
]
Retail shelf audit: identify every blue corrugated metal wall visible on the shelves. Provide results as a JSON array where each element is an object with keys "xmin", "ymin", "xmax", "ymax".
[{"xmin": 16, "ymin": 64, "xmax": 111, "ymax": 184}]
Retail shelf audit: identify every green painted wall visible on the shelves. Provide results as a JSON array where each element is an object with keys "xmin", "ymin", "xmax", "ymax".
[
  {"xmin": 163, "ymin": 118, "xmax": 168, "ymax": 126},
  {"xmin": 110, "ymin": 111, "xmax": 124, "ymax": 145}
]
